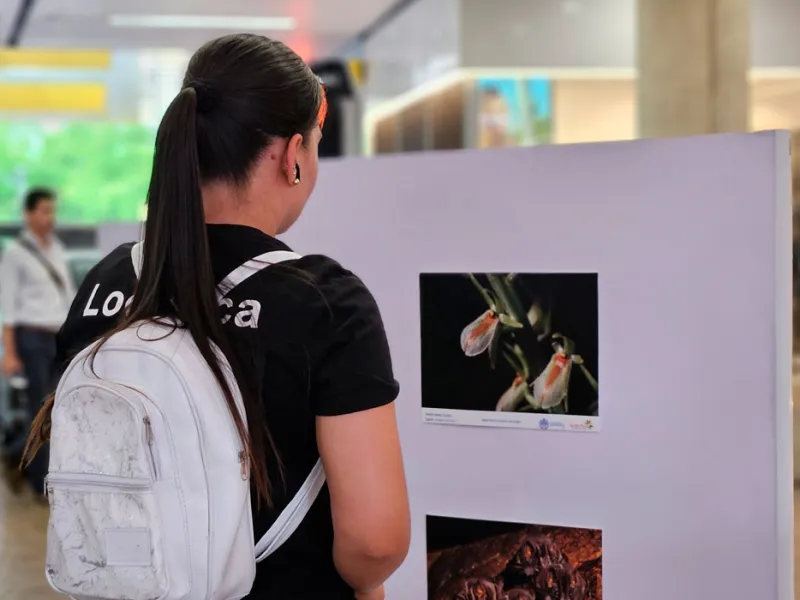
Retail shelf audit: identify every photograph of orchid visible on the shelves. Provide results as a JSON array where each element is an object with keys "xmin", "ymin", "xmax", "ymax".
[
  {"xmin": 427, "ymin": 515, "xmax": 602, "ymax": 600},
  {"xmin": 420, "ymin": 273, "xmax": 598, "ymax": 419}
]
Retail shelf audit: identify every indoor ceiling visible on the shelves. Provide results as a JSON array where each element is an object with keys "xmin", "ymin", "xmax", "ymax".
[{"xmin": 0, "ymin": 0, "xmax": 398, "ymax": 58}]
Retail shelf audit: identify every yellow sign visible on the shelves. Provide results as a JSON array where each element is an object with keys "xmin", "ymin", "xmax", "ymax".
[
  {"xmin": 0, "ymin": 49, "xmax": 111, "ymax": 70},
  {"xmin": 0, "ymin": 82, "xmax": 107, "ymax": 113},
  {"xmin": 348, "ymin": 59, "xmax": 366, "ymax": 86}
]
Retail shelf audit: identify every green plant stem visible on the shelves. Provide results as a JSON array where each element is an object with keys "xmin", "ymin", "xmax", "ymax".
[
  {"xmin": 499, "ymin": 313, "xmax": 523, "ymax": 328},
  {"xmin": 505, "ymin": 342, "xmax": 530, "ymax": 379},
  {"xmin": 502, "ymin": 351, "xmax": 523, "ymax": 375},
  {"xmin": 489, "ymin": 274, "xmax": 535, "ymax": 336},
  {"xmin": 503, "ymin": 282, "xmax": 528, "ymax": 326},
  {"xmin": 578, "ymin": 364, "xmax": 598, "ymax": 392},
  {"xmin": 486, "ymin": 275, "xmax": 516, "ymax": 320},
  {"xmin": 486, "ymin": 275, "xmax": 514, "ymax": 317},
  {"xmin": 468, "ymin": 273, "xmax": 495, "ymax": 309}
]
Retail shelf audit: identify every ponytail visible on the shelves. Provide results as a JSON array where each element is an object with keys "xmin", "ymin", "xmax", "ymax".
[{"xmin": 24, "ymin": 87, "xmax": 277, "ymax": 506}]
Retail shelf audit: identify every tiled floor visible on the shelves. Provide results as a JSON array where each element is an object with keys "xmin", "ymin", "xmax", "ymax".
[{"xmin": 0, "ymin": 482, "xmax": 59, "ymax": 600}]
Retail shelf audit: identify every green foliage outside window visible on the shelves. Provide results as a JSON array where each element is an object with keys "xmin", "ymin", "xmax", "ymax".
[{"xmin": 0, "ymin": 121, "xmax": 154, "ymax": 223}]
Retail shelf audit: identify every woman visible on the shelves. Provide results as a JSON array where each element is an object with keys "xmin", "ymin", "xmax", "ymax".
[{"xmin": 26, "ymin": 34, "xmax": 410, "ymax": 599}]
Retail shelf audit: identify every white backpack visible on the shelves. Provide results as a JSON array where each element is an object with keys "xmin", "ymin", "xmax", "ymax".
[{"xmin": 44, "ymin": 244, "xmax": 326, "ymax": 600}]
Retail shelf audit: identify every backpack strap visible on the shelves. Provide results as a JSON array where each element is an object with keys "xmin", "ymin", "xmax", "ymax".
[
  {"xmin": 216, "ymin": 250, "xmax": 301, "ymax": 298},
  {"xmin": 129, "ymin": 241, "xmax": 325, "ymax": 560},
  {"xmin": 131, "ymin": 241, "xmax": 144, "ymax": 279},
  {"xmin": 129, "ymin": 242, "xmax": 301, "ymax": 297},
  {"xmin": 255, "ymin": 458, "xmax": 326, "ymax": 562}
]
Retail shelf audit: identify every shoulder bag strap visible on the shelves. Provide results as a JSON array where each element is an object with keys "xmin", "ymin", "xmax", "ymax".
[
  {"xmin": 17, "ymin": 235, "xmax": 67, "ymax": 295},
  {"xmin": 129, "ymin": 242, "xmax": 327, "ymax": 560}
]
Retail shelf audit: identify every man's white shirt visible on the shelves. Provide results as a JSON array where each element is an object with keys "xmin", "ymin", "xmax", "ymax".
[{"xmin": 0, "ymin": 231, "xmax": 75, "ymax": 331}]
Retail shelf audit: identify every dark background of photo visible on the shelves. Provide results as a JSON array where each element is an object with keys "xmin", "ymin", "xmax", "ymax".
[
  {"xmin": 427, "ymin": 515, "xmax": 528, "ymax": 552},
  {"xmin": 419, "ymin": 273, "xmax": 598, "ymax": 416}
]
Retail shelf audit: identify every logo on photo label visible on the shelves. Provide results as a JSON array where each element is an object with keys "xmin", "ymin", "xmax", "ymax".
[
  {"xmin": 569, "ymin": 419, "xmax": 595, "ymax": 431},
  {"xmin": 538, "ymin": 418, "xmax": 550, "ymax": 430}
]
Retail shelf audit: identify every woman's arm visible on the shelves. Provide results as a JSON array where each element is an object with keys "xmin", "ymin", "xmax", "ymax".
[
  {"xmin": 317, "ymin": 402, "xmax": 410, "ymax": 595},
  {"xmin": 307, "ymin": 260, "xmax": 409, "ymax": 593}
]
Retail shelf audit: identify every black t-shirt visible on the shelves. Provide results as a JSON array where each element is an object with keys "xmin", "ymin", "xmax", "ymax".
[{"xmin": 56, "ymin": 224, "xmax": 399, "ymax": 599}]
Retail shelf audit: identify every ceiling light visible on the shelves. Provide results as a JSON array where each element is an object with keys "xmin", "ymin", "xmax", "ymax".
[{"xmin": 109, "ymin": 14, "xmax": 296, "ymax": 31}]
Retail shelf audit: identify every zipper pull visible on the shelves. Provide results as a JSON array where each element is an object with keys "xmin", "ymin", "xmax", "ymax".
[
  {"xmin": 143, "ymin": 416, "xmax": 154, "ymax": 445},
  {"xmin": 239, "ymin": 450, "xmax": 248, "ymax": 480}
]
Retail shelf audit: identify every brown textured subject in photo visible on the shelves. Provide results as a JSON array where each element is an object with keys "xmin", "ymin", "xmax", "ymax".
[{"xmin": 427, "ymin": 524, "xmax": 602, "ymax": 600}]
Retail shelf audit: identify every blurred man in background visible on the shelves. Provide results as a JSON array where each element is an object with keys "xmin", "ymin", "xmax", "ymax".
[{"xmin": 0, "ymin": 187, "xmax": 74, "ymax": 497}]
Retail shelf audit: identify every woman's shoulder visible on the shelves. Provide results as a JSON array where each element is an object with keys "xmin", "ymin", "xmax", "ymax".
[
  {"xmin": 285, "ymin": 254, "xmax": 398, "ymax": 416},
  {"xmin": 254, "ymin": 252, "xmax": 387, "ymax": 350},
  {"xmin": 56, "ymin": 243, "xmax": 138, "ymax": 368},
  {"xmin": 289, "ymin": 254, "xmax": 382, "ymax": 317},
  {"xmin": 294, "ymin": 254, "xmax": 366, "ymax": 287}
]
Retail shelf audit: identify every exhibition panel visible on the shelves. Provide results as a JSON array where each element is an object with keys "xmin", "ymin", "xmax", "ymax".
[
  {"xmin": 97, "ymin": 131, "xmax": 793, "ymax": 600},
  {"xmin": 96, "ymin": 221, "xmax": 140, "ymax": 256},
  {"xmin": 282, "ymin": 131, "xmax": 793, "ymax": 600}
]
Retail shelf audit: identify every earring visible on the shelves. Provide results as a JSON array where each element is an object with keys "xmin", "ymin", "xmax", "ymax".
[{"xmin": 294, "ymin": 163, "xmax": 301, "ymax": 185}]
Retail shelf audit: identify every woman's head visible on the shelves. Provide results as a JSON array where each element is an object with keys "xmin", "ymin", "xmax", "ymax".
[
  {"xmin": 25, "ymin": 34, "xmax": 324, "ymax": 506},
  {"xmin": 143, "ymin": 34, "xmax": 327, "ymax": 502},
  {"xmin": 184, "ymin": 33, "xmax": 326, "ymax": 233}
]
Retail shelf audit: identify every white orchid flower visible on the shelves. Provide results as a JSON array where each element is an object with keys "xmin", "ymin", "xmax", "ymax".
[
  {"xmin": 496, "ymin": 375, "xmax": 530, "ymax": 411},
  {"xmin": 531, "ymin": 347, "xmax": 573, "ymax": 409},
  {"xmin": 460, "ymin": 310, "xmax": 500, "ymax": 357}
]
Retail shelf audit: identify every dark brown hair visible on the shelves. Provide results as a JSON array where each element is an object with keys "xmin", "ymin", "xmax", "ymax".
[
  {"xmin": 24, "ymin": 34, "xmax": 323, "ymax": 506},
  {"xmin": 24, "ymin": 187, "xmax": 56, "ymax": 212}
]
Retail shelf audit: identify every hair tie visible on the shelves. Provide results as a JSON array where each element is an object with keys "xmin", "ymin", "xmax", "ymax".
[
  {"xmin": 317, "ymin": 80, "xmax": 328, "ymax": 130},
  {"xmin": 188, "ymin": 81, "xmax": 218, "ymax": 114}
]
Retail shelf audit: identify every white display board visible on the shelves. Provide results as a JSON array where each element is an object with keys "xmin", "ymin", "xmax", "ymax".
[
  {"xmin": 281, "ymin": 132, "xmax": 793, "ymax": 600},
  {"xmin": 96, "ymin": 221, "xmax": 141, "ymax": 255},
  {"xmin": 97, "ymin": 132, "xmax": 793, "ymax": 600}
]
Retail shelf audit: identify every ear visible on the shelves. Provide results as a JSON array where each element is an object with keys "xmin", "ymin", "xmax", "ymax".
[{"xmin": 284, "ymin": 133, "xmax": 304, "ymax": 185}]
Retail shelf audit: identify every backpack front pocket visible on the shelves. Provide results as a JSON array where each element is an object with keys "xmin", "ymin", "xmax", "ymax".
[{"xmin": 45, "ymin": 473, "xmax": 168, "ymax": 600}]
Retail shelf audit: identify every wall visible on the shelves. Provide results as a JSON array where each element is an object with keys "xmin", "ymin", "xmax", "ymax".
[
  {"xmin": 461, "ymin": 0, "xmax": 634, "ymax": 69},
  {"xmin": 459, "ymin": 0, "xmax": 800, "ymax": 69},
  {"xmin": 364, "ymin": 0, "xmax": 800, "ymax": 105},
  {"xmin": 751, "ymin": 0, "xmax": 800, "ymax": 68},
  {"xmin": 552, "ymin": 80, "xmax": 636, "ymax": 144},
  {"xmin": 550, "ymin": 77, "xmax": 800, "ymax": 144},
  {"xmin": 751, "ymin": 79, "xmax": 800, "ymax": 130}
]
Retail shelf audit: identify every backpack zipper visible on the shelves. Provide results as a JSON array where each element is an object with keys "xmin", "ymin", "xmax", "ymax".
[
  {"xmin": 239, "ymin": 450, "xmax": 248, "ymax": 480},
  {"xmin": 143, "ymin": 416, "xmax": 160, "ymax": 480},
  {"xmin": 46, "ymin": 472, "xmax": 151, "ymax": 493}
]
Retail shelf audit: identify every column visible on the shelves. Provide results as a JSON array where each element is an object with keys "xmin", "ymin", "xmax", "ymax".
[{"xmin": 637, "ymin": 0, "xmax": 750, "ymax": 138}]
